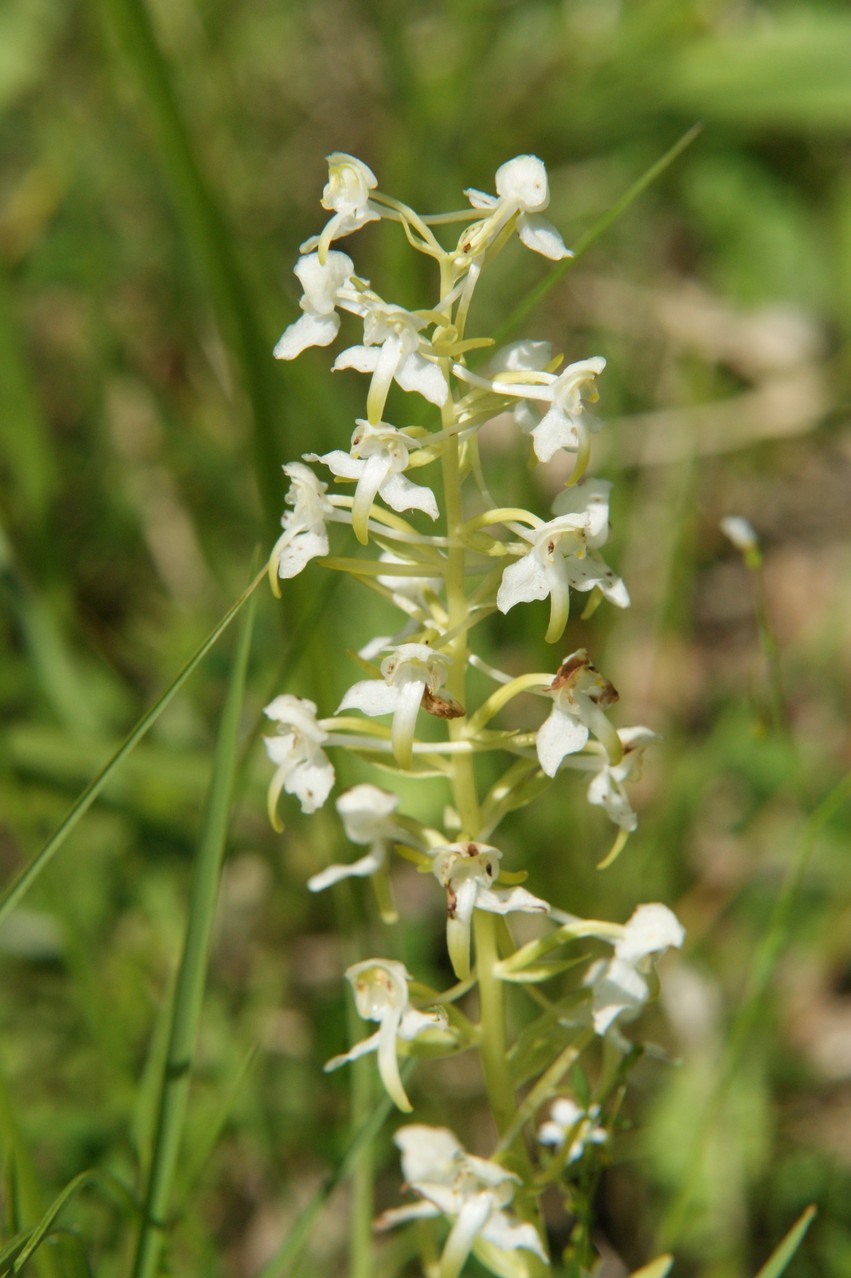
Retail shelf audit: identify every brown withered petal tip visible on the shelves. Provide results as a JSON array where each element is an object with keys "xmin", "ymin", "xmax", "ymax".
[{"xmin": 421, "ymin": 688, "xmax": 466, "ymax": 719}]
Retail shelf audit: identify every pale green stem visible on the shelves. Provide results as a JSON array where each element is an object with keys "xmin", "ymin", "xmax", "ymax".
[
  {"xmin": 438, "ymin": 258, "xmax": 529, "ymax": 1152},
  {"xmin": 472, "ymin": 911, "xmax": 517, "ymax": 1139}
]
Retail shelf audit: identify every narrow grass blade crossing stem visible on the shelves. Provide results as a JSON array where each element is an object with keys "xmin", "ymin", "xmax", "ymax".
[
  {"xmin": 0, "ymin": 568, "xmax": 265, "ymax": 929},
  {"xmin": 130, "ymin": 574, "xmax": 259, "ymax": 1278}
]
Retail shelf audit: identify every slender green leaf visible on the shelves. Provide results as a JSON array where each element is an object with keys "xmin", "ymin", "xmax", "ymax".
[
  {"xmin": 0, "ymin": 567, "xmax": 265, "ymax": 928},
  {"xmin": 754, "ymin": 1205, "xmax": 817, "ymax": 1278},
  {"xmin": 130, "ymin": 568, "xmax": 258, "ymax": 1278}
]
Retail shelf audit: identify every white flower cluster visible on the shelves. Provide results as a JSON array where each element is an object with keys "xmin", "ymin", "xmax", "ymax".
[{"xmin": 263, "ymin": 153, "xmax": 684, "ymax": 1277}]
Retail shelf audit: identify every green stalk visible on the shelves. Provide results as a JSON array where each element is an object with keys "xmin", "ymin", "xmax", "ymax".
[
  {"xmin": 472, "ymin": 912, "xmax": 516, "ymax": 1138},
  {"xmin": 129, "ymin": 577, "xmax": 258, "ymax": 1278}
]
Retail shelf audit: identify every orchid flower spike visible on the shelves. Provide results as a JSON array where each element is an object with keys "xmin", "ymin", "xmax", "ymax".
[
  {"xmin": 263, "ymin": 695, "xmax": 334, "ymax": 824},
  {"xmin": 377, "ymin": 1125, "xmax": 549, "ymax": 1278},
  {"xmin": 338, "ymin": 643, "xmax": 459, "ymax": 768},
  {"xmin": 430, "ymin": 841, "xmax": 549, "ymax": 979},
  {"xmin": 324, "ymin": 959, "xmax": 448, "ymax": 1112}
]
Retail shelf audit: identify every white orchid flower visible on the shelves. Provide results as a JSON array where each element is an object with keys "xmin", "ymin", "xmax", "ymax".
[
  {"xmin": 536, "ymin": 648, "xmax": 622, "ymax": 776},
  {"xmin": 272, "ymin": 250, "xmax": 360, "ymax": 361},
  {"xmin": 720, "ymin": 514, "xmax": 759, "ymax": 553},
  {"xmin": 338, "ymin": 643, "xmax": 455, "ymax": 768},
  {"xmin": 308, "ymin": 784, "xmax": 409, "ymax": 891},
  {"xmin": 267, "ymin": 462, "xmax": 334, "ymax": 590},
  {"xmin": 334, "ymin": 298, "xmax": 449, "ymax": 423},
  {"xmin": 496, "ymin": 479, "xmax": 628, "ymax": 643},
  {"xmin": 324, "ymin": 959, "xmax": 448, "ymax": 1112},
  {"xmin": 377, "ymin": 1125, "xmax": 549, "ymax": 1278},
  {"xmin": 430, "ymin": 841, "xmax": 549, "ymax": 979},
  {"xmin": 523, "ymin": 356, "xmax": 606, "ymax": 464},
  {"xmin": 462, "ymin": 154, "xmax": 571, "ymax": 262},
  {"xmin": 588, "ymin": 902, "xmax": 685, "ymax": 1038},
  {"xmin": 308, "ymin": 419, "xmax": 438, "ymax": 545},
  {"xmin": 461, "ymin": 346, "xmax": 605, "ymax": 468},
  {"xmin": 263, "ymin": 695, "xmax": 334, "ymax": 824},
  {"xmin": 587, "ymin": 725, "xmax": 658, "ymax": 831},
  {"xmin": 537, "ymin": 1098, "xmax": 608, "ymax": 1164},
  {"xmin": 300, "ymin": 153, "xmax": 381, "ymax": 260}
]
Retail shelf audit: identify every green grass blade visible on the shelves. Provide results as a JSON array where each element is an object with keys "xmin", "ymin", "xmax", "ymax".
[
  {"xmin": 660, "ymin": 772, "xmax": 851, "ymax": 1245},
  {"xmin": 0, "ymin": 1064, "xmax": 61, "ymax": 1278},
  {"xmin": 0, "ymin": 567, "xmax": 265, "ymax": 928},
  {"xmin": 1, "ymin": 1169, "xmax": 137, "ymax": 1275},
  {"xmin": 130, "ymin": 567, "xmax": 258, "ymax": 1278},
  {"xmin": 628, "ymin": 1258, "xmax": 673, "ymax": 1278},
  {"xmin": 754, "ymin": 1205, "xmax": 817, "ymax": 1278},
  {"xmin": 251, "ymin": 1068, "xmax": 409, "ymax": 1278},
  {"xmin": 92, "ymin": 0, "xmax": 283, "ymax": 537}
]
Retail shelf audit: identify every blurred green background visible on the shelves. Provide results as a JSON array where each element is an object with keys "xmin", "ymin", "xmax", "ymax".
[{"xmin": 2, "ymin": 0, "xmax": 850, "ymax": 1274}]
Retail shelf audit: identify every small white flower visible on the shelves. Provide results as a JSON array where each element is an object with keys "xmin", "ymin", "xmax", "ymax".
[
  {"xmin": 720, "ymin": 514, "xmax": 758, "ymax": 553},
  {"xmin": 324, "ymin": 959, "xmax": 448, "ymax": 1112},
  {"xmin": 263, "ymin": 695, "xmax": 334, "ymax": 823},
  {"xmin": 272, "ymin": 251, "xmax": 359, "ymax": 361},
  {"xmin": 430, "ymin": 841, "xmax": 549, "ymax": 979},
  {"xmin": 588, "ymin": 902, "xmax": 685, "ymax": 1038},
  {"xmin": 587, "ymin": 725, "xmax": 657, "ymax": 831},
  {"xmin": 496, "ymin": 480, "xmax": 628, "ymax": 643},
  {"xmin": 338, "ymin": 643, "xmax": 456, "ymax": 768},
  {"xmin": 524, "ymin": 356, "xmax": 606, "ymax": 464},
  {"xmin": 537, "ymin": 1098, "xmax": 607, "ymax": 1163},
  {"xmin": 536, "ymin": 649, "xmax": 621, "ymax": 776},
  {"xmin": 334, "ymin": 298, "xmax": 449, "ymax": 422},
  {"xmin": 300, "ymin": 153, "xmax": 381, "ymax": 259},
  {"xmin": 377, "ymin": 1125, "xmax": 549, "ymax": 1277},
  {"xmin": 267, "ymin": 462, "xmax": 334, "ymax": 588},
  {"xmin": 308, "ymin": 784, "xmax": 408, "ymax": 891},
  {"xmin": 463, "ymin": 154, "xmax": 571, "ymax": 262},
  {"xmin": 309, "ymin": 419, "xmax": 438, "ymax": 545}
]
